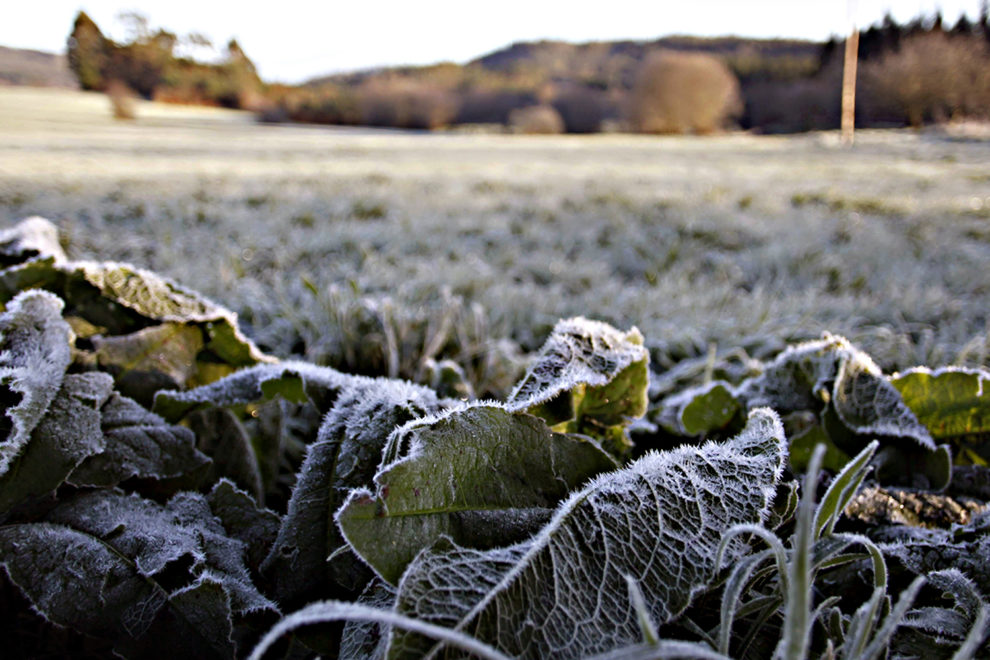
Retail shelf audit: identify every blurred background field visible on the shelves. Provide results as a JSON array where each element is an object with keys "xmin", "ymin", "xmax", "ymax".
[{"xmin": 2, "ymin": 86, "xmax": 988, "ymax": 397}]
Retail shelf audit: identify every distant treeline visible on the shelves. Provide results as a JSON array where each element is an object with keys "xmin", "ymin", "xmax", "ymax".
[{"xmin": 67, "ymin": 9, "xmax": 990, "ymax": 133}]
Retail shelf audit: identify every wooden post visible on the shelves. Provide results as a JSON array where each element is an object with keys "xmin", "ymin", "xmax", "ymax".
[{"xmin": 841, "ymin": 27, "xmax": 859, "ymax": 146}]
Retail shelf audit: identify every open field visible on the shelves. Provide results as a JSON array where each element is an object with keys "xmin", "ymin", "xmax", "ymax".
[{"xmin": 2, "ymin": 87, "xmax": 989, "ymax": 394}]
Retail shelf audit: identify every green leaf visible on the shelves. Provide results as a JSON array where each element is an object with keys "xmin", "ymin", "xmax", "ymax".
[
  {"xmin": 737, "ymin": 334, "xmax": 934, "ymax": 452},
  {"xmin": 388, "ymin": 408, "xmax": 786, "ymax": 659},
  {"xmin": 788, "ymin": 422, "xmax": 852, "ymax": 473},
  {"xmin": 92, "ymin": 322, "xmax": 204, "ymax": 406},
  {"xmin": 506, "ymin": 317, "xmax": 649, "ymax": 458},
  {"xmin": 68, "ymin": 391, "xmax": 209, "ymax": 489},
  {"xmin": 72, "ymin": 261, "xmax": 271, "ymax": 372},
  {"xmin": 263, "ymin": 377, "xmax": 444, "ymax": 607},
  {"xmin": 154, "ymin": 361, "xmax": 350, "ymax": 423},
  {"xmin": 891, "ymin": 367, "xmax": 990, "ymax": 463},
  {"xmin": 206, "ymin": 479, "xmax": 280, "ymax": 573},
  {"xmin": 0, "ymin": 256, "xmax": 61, "ymax": 304},
  {"xmin": 188, "ymin": 407, "xmax": 264, "ymax": 502},
  {"xmin": 659, "ymin": 381, "xmax": 742, "ymax": 436},
  {"xmin": 338, "ymin": 404, "xmax": 618, "ymax": 585},
  {"xmin": 873, "ymin": 443, "xmax": 953, "ymax": 491}
]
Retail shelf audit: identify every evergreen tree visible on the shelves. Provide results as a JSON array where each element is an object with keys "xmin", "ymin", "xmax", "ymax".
[{"xmin": 66, "ymin": 11, "xmax": 109, "ymax": 90}]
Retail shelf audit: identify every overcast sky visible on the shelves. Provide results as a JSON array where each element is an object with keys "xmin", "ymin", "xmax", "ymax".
[{"xmin": 2, "ymin": 1, "xmax": 986, "ymax": 83}]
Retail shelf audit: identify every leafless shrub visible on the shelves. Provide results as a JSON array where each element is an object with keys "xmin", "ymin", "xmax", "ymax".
[
  {"xmin": 859, "ymin": 31, "xmax": 990, "ymax": 126},
  {"xmin": 628, "ymin": 51, "xmax": 742, "ymax": 134},
  {"xmin": 508, "ymin": 105, "xmax": 565, "ymax": 134},
  {"xmin": 357, "ymin": 78, "xmax": 459, "ymax": 130}
]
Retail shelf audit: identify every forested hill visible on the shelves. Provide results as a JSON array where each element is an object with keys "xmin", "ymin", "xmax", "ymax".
[{"xmin": 306, "ymin": 35, "xmax": 825, "ymax": 88}]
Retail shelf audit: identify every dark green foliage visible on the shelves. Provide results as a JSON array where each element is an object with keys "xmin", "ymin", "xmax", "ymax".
[
  {"xmin": 67, "ymin": 12, "xmax": 109, "ymax": 91},
  {"xmin": 3, "ymin": 215, "xmax": 990, "ymax": 659}
]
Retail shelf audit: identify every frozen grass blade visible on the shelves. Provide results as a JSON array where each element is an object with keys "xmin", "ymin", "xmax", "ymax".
[
  {"xmin": 248, "ymin": 601, "xmax": 512, "ymax": 660},
  {"xmin": 839, "ymin": 586, "xmax": 887, "ymax": 660},
  {"xmin": 776, "ymin": 443, "xmax": 825, "ymax": 660},
  {"xmin": 625, "ymin": 574, "xmax": 660, "ymax": 645},
  {"xmin": 717, "ymin": 548, "xmax": 773, "ymax": 655},
  {"xmin": 814, "ymin": 440, "xmax": 878, "ymax": 539},
  {"xmin": 716, "ymin": 524, "xmax": 789, "ymax": 595}
]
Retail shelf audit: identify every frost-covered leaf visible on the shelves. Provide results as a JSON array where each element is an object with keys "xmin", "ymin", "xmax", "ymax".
[
  {"xmin": 0, "ymin": 521, "xmax": 170, "ymax": 640},
  {"xmin": 388, "ymin": 408, "xmax": 786, "ymax": 659},
  {"xmin": 893, "ymin": 570, "xmax": 990, "ymax": 658},
  {"xmin": 154, "ymin": 361, "xmax": 350, "ymax": 422},
  {"xmin": 736, "ymin": 334, "xmax": 934, "ymax": 450},
  {"xmin": 123, "ymin": 576, "xmax": 236, "ymax": 660},
  {"xmin": 0, "ymin": 290, "xmax": 73, "ymax": 473},
  {"xmin": 891, "ymin": 367, "xmax": 990, "ymax": 464},
  {"xmin": 164, "ymin": 491, "xmax": 276, "ymax": 616},
  {"xmin": 0, "ymin": 216, "xmax": 66, "ymax": 266},
  {"xmin": 188, "ymin": 407, "xmax": 264, "ymax": 502},
  {"xmin": 3, "ymin": 249, "xmax": 271, "ymax": 392},
  {"xmin": 877, "ymin": 513, "xmax": 990, "ymax": 595},
  {"xmin": 68, "ymin": 392, "xmax": 209, "ymax": 488},
  {"xmin": 0, "ymin": 521, "xmax": 239, "ymax": 659},
  {"xmin": 338, "ymin": 404, "xmax": 618, "ymax": 585},
  {"xmin": 340, "ymin": 579, "xmax": 397, "ymax": 660},
  {"xmin": 207, "ymin": 479, "xmax": 280, "ymax": 573},
  {"xmin": 156, "ymin": 362, "xmax": 366, "ymax": 512},
  {"xmin": 506, "ymin": 317, "xmax": 648, "ymax": 456},
  {"xmin": 0, "ymin": 485, "xmax": 275, "ymax": 659},
  {"xmin": 39, "ymin": 489, "xmax": 275, "ymax": 616},
  {"xmin": 0, "ymin": 372, "xmax": 113, "ymax": 518},
  {"xmin": 70, "ymin": 260, "xmax": 270, "ymax": 369},
  {"xmin": 263, "ymin": 377, "xmax": 443, "ymax": 607}
]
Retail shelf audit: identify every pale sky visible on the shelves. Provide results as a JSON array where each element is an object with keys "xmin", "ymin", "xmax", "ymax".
[{"xmin": 2, "ymin": 1, "xmax": 986, "ymax": 83}]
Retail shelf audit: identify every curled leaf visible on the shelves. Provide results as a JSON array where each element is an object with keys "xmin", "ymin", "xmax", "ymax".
[
  {"xmin": 337, "ymin": 404, "xmax": 617, "ymax": 585},
  {"xmin": 388, "ymin": 408, "xmax": 786, "ymax": 659}
]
